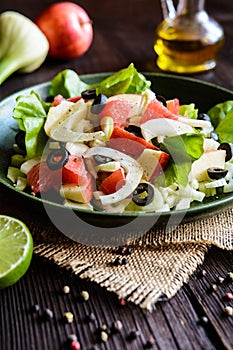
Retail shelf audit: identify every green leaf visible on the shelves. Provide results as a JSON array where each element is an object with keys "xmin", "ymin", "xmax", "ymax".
[
  {"xmin": 49, "ymin": 69, "xmax": 89, "ymax": 98},
  {"xmin": 208, "ymin": 100, "xmax": 233, "ymax": 128},
  {"xmin": 13, "ymin": 91, "xmax": 49, "ymax": 158},
  {"xmin": 91, "ymin": 63, "xmax": 151, "ymax": 97},
  {"xmin": 179, "ymin": 103, "xmax": 198, "ymax": 119},
  {"xmin": 215, "ymin": 108, "xmax": 233, "ymax": 143},
  {"xmin": 156, "ymin": 133, "xmax": 204, "ymax": 187}
]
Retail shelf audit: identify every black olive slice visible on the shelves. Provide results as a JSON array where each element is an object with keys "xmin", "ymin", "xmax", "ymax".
[
  {"xmin": 132, "ymin": 183, "xmax": 154, "ymax": 206},
  {"xmin": 156, "ymin": 95, "xmax": 167, "ymax": 107},
  {"xmin": 46, "ymin": 148, "xmax": 69, "ymax": 170},
  {"xmin": 217, "ymin": 142, "xmax": 232, "ymax": 162},
  {"xmin": 207, "ymin": 167, "xmax": 228, "ymax": 180},
  {"xmin": 124, "ymin": 125, "xmax": 143, "ymax": 138},
  {"xmin": 198, "ymin": 113, "xmax": 211, "ymax": 122},
  {"xmin": 151, "ymin": 137, "xmax": 160, "ymax": 148},
  {"xmin": 81, "ymin": 89, "xmax": 97, "ymax": 100},
  {"xmin": 94, "ymin": 154, "xmax": 114, "ymax": 165},
  {"xmin": 91, "ymin": 94, "xmax": 108, "ymax": 114},
  {"xmin": 15, "ymin": 130, "xmax": 26, "ymax": 150}
]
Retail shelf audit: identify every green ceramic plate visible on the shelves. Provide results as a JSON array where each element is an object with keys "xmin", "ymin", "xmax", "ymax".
[{"xmin": 1, "ymin": 73, "xmax": 233, "ymax": 245}]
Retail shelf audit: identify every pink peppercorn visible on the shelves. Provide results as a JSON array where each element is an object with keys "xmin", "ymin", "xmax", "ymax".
[
  {"xmin": 225, "ymin": 292, "xmax": 233, "ymax": 300},
  {"xmin": 71, "ymin": 340, "xmax": 80, "ymax": 350}
]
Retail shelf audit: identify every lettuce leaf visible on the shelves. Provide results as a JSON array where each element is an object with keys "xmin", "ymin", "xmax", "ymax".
[
  {"xmin": 13, "ymin": 91, "xmax": 50, "ymax": 158},
  {"xmin": 208, "ymin": 100, "xmax": 233, "ymax": 143},
  {"xmin": 156, "ymin": 133, "xmax": 204, "ymax": 187},
  {"xmin": 50, "ymin": 69, "xmax": 89, "ymax": 98},
  {"xmin": 208, "ymin": 100, "xmax": 233, "ymax": 128},
  {"xmin": 91, "ymin": 63, "xmax": 151, "ymax": 97},
  {"xmin": 49, "ymin": 64, "xmax": 151, "ymax": 99},
  {"xmin": 179, "ymin": 103, "xmax": 198, "ymax": 119}
]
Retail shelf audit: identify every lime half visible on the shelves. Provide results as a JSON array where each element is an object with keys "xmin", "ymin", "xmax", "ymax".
[{"xmin": 0, "ymin": 215, "xmax": 33, "ymax": 289}]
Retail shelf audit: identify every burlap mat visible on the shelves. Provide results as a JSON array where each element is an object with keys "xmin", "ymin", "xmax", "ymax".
[
  {"xmin": 1, "ymin": 191, "xmax": 233, "ymax": 310},
  {"xmin": 30, "ymin": 207, "xmax": 233, "ymax": 310}
]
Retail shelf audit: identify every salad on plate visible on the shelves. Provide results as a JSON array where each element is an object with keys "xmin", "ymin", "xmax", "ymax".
[{"xmin": 7, "ymin": 63, "xmax": 233, "ymax": 214}]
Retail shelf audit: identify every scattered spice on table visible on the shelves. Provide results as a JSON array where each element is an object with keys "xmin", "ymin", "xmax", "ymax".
[
  {"xmin": 225, "ymin": 292, "xmax": 233, "ymax": 300},
  {"xmin": 100, "ymin": 330, "xmax": 108, "ymax": 342},
  {"xmin": 31, "ymin": 303, "xmax": 40, "ymax": 313},
  {"xmin": 85, "ymin": 312, "xmax": 96, "ymax": 323},
  {"xmin": 71, "ymin": 340, "xmax": 81, "ymax": 350},
  {"xmin": 216, "ymin": 276, "xmax": 225, "ymax": 284},
  {"xmin": 143, "ymin": 335, "xmax": 156, "ymax": 348},
  {"xmin": 224, "ymin": 306, "xmax": 233, "ymax": 316},
  {"xmin": 64, "ymin": 311, "xmax": 74, "ymax": 323},
  {"xmin": 226, "ymin": 272, "xmax": 233, "ymax": 282},
  {"xmin": 80, "ymin": 290, "xmax": 89, "ymax": 301},
  {"xmin": 199, "ymin": 316, "xmax": 209, "ymax": 325},
  {"xmin": 63, "ymin": 285, "xmax": 70, "ymax": 294},
  {"xmin": 209, "ymin": 283, "xmax": 218, "ymax": 292},
  {"xmin": 68, "ymin": 334, "xmax": 78, "ymax": 342},
  {"xmin": 43, "ymin": 308, "xmax": 54, "ymax": 320},
  {"xmin": 127, "ymin": 329, "xmax": 141, "ymax": 341},
  {"xmin": 111, "ymin": 319, "xmax": 123, "ymax": 333}
]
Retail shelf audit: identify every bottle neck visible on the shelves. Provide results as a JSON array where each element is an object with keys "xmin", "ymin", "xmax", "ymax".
[{"xmin": 177, "ymin": 0, "xmax": 205, "ymax": 17}]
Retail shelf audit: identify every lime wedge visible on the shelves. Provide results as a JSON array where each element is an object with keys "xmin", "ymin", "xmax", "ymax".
[{"xmin": 0, "ymin": 215, "xmax": 33, "ymax": 289}]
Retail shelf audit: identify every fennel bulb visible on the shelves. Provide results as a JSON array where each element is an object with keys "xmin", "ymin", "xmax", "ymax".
[{"xmin": 0, "ymin": 11, "xmax": 49, "ymax": 85}]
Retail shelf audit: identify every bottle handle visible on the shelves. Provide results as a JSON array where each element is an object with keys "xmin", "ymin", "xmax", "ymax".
[{"xmin": 161, "ymin": 0, "xmax": 176, "ymax": 19}]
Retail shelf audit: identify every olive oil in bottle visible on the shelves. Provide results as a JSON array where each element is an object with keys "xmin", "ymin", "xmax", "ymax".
[{"xmin": 154, "ymin": 0, "xmax": 224, "ymax": 74}]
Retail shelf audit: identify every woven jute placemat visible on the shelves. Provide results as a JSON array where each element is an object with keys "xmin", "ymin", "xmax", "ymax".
[
  {"xmin": 1, "ymin": 196, "xmax": 233, "ymax": 310},
  {"xmin": 14, "ymin": 208, "xmax": 233, "ymax": 309}
]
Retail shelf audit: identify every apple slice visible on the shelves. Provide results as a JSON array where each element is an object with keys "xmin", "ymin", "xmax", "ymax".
[
  {"xmin": 60, "ymin": 174, "xmax": 93, "ymax": 203},
  {"xmin": 137, "ymin": 148, "xmax": 170, "ymax": 182},
  {"xmin": 190, "ymin": 149, "xmax": 226, "ymax": 182}
]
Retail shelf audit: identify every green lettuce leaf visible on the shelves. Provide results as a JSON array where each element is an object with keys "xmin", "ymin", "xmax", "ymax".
[
  {"xmin": 207, "ymin": 100, "xmax": 233, "ymax": 143},
  {"xmin": 179, "ymin": 103, "xmax": 198, "ymax": 119},
  {"xmin": 49, "ymin": 69, "xmax": 89, "ymax": 98},
  {"xmin": 156, "ymin": 133, "xmax": 204, "ymax": 187},
  {"xmin": 208, "ymin": 100, "xmax": 233, "ymax": 128},
  {"xmin": 90, "ymin": 63, "xmax": 151, "ymax": 97},
  {"xmin": 49, "ymin": 64, "xmax": 151, "ymax": 99},
  {"xmin": 13, "ymin": 91, "xmax": 50, "ymax": 158}
]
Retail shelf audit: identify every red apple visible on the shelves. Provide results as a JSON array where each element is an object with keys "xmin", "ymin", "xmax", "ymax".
[{"xmin": 35, "ymin": 2, "xmax": 93, "ymax": 60}]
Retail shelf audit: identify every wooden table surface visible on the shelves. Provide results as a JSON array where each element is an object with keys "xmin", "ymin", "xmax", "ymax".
[{"xmin": 1, "ymin": 1, "xmax": 233, "ymax": 349}]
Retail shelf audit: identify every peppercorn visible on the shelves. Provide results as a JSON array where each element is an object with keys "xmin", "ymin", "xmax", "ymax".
[
  {"xmin": 210, "ymin": 284, "xmax": 218, "ymax": 292},
  {"xmin": 224, "ymin": 306, "xmax": 233, "ymax": 316},
  {"xmin": 198, "ymin": 269, "xmax": 207, "ymax": 278},
  {"xmin": 31, "ymin": 304, "xmax": 40, "ymax": 313},
  {"xmin": 80, "ymin": 290, "xmax": 89, "ymax": 301},
  {"xmin": 144, "ymin": 335, "xmax": 155, "ymax": 348},
  {"xmin": 199, "ymin": 316, "xmax": 208, "ymax": 325},
  {"xmin": 63, "ymin": 285, "xmax": 70, "ymax": 294},
  {"xmin": 225, "ymin": 292, "xmax": 233, "ymax": 300},
  {"xmin": 68, "ymin": 334, "xmax": 78, "ymax": 342},
  {"xmin": 71, "ymin": 340, "xmax": 81, "ymax": 350},
  {"xmin": 111, "ymin": 320, "xmax": 123, "ymax": 333},
  {"xmin": 64, "ymin": 311, "xmax": 74, "ymax": 323},
  {"xmin": 216, "ymin": 276, "xmax": 225, "ymax": 284},
  {"xmin": 121, "ymin": 257, "xmax": 128, "ymax": 265},
  {"xmin": 119, "ymin": 298, "xmax": 127, "ymax": 306},
  {"xmin": 100, "ymin": 324, "xmax": 111, "ymax": 335},
  {"xmin": 100, "ymin": 331, "xmax": 108, "ymax": 342},
  {"xmin": 43, "ymin": 308, "xmax": 53, "ymax": 320},
  {"xmin": 226, "ymin": 272, "xmax": 233, "ymax": 282},
  {"xmin": 85, "ymin": 312, "xmax": 96, "ymax": 323},
  {"xmin": 127, "ymin": 329, "xmax": 141, "ymax": 341},
  {"xmin": 113, "ymin": 257, "xmax": 121, "ymax": 266}
]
